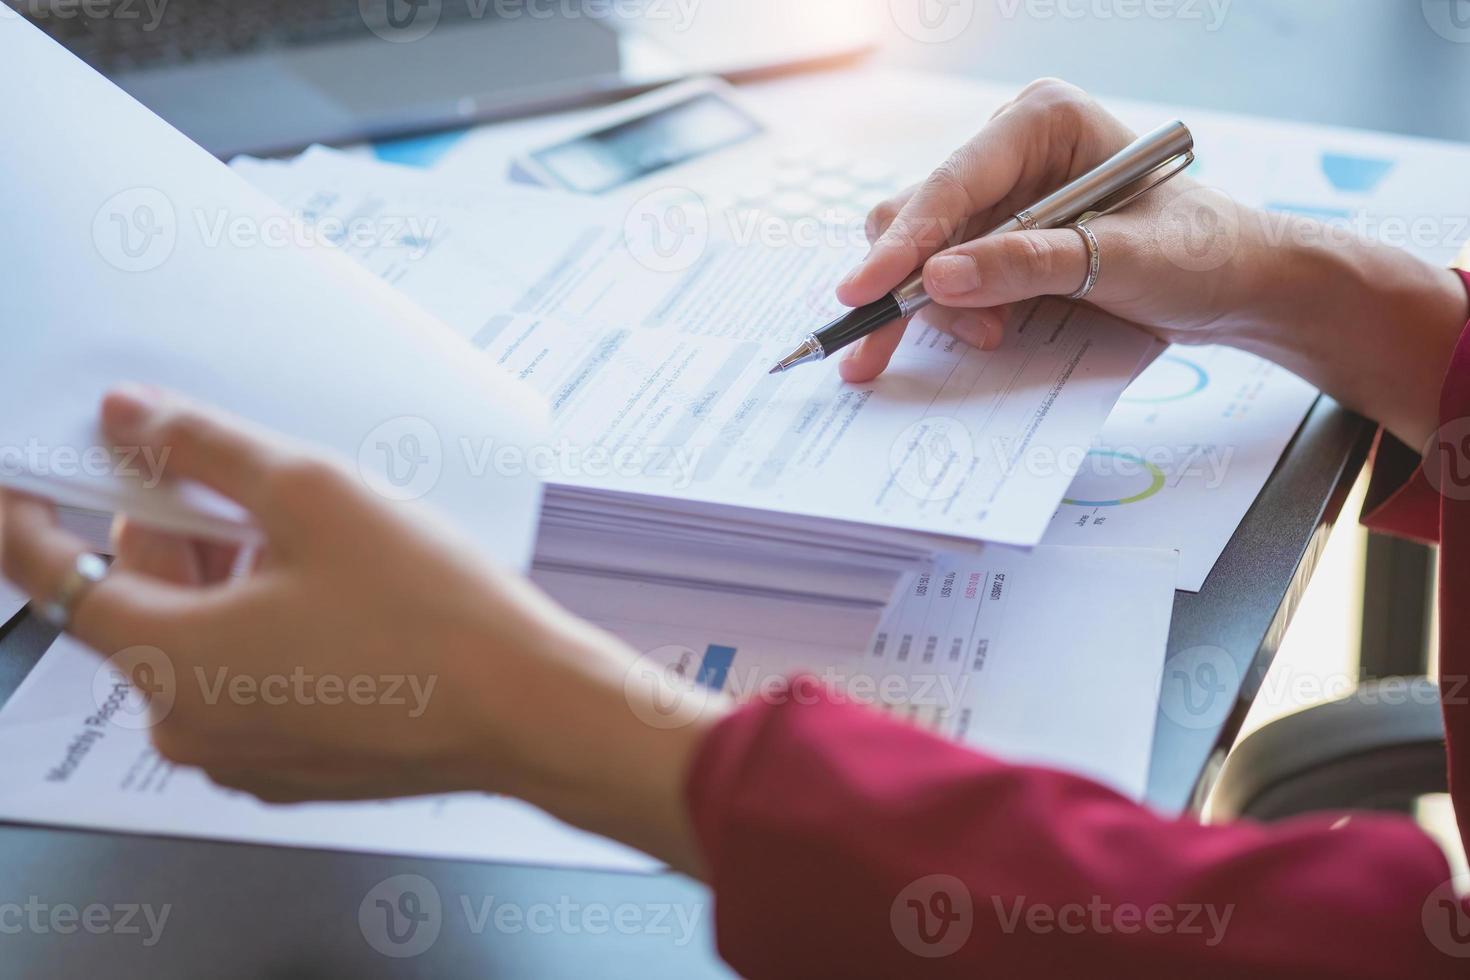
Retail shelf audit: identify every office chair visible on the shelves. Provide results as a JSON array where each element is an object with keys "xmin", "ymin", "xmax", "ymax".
[{"xmin": 1210, "ymin": 677, "xmax": 1446, "ymax": 820}]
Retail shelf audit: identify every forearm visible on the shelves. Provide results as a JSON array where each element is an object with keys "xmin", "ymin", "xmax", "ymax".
[
  {"xmin": 1222, "ymin": 219, "xmax": 1468, "ymax": 449},
  {"xmin": 488, "ymin": 616, "xmax": 727, "ymax": 877}
]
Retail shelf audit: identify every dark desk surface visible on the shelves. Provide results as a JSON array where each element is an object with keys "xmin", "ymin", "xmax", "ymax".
[{"xmin": 1, "ymin": 2, "xmax": 1457, "ymax": 974}]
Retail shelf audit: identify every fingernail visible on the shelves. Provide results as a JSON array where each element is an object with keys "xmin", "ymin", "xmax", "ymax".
[
  {"xmin": 105, "ymin": 383, "xmax": 160, "ymax": 433},
  {"xmin": 928, "ymin": 255, "xmax": 981, "ymax": 296},
  {"xmin": 953, "ymin": 320, "xmax": 987, "ymax": 348}
]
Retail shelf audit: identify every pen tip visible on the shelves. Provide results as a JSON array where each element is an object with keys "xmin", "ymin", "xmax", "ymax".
[{"xmin": 767, "ymin": 364, "xmax": 783, "ymax": 375}]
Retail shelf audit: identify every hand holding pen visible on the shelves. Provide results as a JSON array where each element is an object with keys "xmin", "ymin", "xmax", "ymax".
[{"xmin": 777, "ymin": 81, "xmax": 1229, "ymax": 383}]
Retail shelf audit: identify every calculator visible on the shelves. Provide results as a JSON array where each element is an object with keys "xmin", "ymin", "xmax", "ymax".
[{"xmin": 513, "ymin": 77, "xmax": 910, "ymax": 227}]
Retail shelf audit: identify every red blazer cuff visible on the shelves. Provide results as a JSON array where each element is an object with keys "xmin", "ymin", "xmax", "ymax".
[{"xmin": 1360, "ymin": 268, "xmax": 1470, "ymax": 543}]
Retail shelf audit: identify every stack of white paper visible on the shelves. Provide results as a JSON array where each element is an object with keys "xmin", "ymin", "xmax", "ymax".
[{"xmin": 230, "ymin": 148, "xmax": 1161, "ymax": 606}]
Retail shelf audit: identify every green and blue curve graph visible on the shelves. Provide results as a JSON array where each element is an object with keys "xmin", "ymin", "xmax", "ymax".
[{"xmin": 1063, "ymin": 450, "xmax": 1168, "ymax": 507}]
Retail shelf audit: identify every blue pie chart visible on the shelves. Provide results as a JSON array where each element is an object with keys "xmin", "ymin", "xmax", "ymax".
[{"xmin": 1122, "ymin": 355, "xmax": 1209, "ymax": 404}]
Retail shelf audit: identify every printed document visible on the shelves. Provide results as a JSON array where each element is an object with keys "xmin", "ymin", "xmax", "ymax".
[
  {"xmin": 0, "ymin": 545, "xmax": 1175, "ymax": 869},
  {"xmin": 236, "ymin": 149, "xmax": 1161, "ymax": 548},
  {"xmin": 1046, "ymin": 346, "xmax": 1319, "ymax": 591}
]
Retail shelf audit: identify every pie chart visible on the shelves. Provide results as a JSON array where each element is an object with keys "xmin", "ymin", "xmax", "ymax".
[
  {"xmin": 1063, "ymin": 450, "xmax": 1168, "ymax": 507},
  {"xmin": 1122, "ymin": 355, "xmax": 1209, "ymax": 404}
]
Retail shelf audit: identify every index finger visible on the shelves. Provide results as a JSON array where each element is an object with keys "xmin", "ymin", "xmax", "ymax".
[
  {"xmin": 836, "ymin": 115, "xmax": 1030, "ymax": 307},
  {"xmin": 102, "ymin": 385, "xmax": 300, "ymax": 536}
]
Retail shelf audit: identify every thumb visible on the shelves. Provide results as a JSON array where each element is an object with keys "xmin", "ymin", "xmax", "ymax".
[
  {"xmin": 923, "ymin": 228, "xmax": 1093, "ymax": 310},
  {"xmin": 1, "ymin": 490, "xmax": 187, "ymax": 654}
]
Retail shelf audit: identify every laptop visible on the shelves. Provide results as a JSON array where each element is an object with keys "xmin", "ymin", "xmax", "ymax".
[{"xmin": 10, "ymin": 0, "xmax": 875, "ymax": 158}]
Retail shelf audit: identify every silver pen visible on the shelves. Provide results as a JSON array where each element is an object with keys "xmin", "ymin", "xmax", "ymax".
[{"xmin": 769, "ymin": 120, "xmax": 1196, "ymax": 373}]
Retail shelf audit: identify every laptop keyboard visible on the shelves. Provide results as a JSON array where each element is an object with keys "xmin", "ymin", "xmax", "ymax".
[{"xmin": 7, "ymin": 0, "xmax": 492, "ymax": 73}]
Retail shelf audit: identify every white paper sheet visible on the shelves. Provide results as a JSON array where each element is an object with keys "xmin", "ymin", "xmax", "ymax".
[
  {"xmin": 1173, "ymin": 112, "xmax": 1470, "ymax": 270},
  {"xmin": 552, "ymin": 546, "xmax": 1176, "ymax": 802},
  {"xmin": 867, "ymin": 547, "xmax": 1178, "ymax": 799},
  {"xmin": 1045, "ymin": 346, "xmax": 1320, "ymax": 591},
  {"xmin": 1, "ymin": 21, "xmax": 548, "ymax": 568},
  {"xmin": 0, "ymin": 633, "xmax": 659, "ymax": 872},
  {"xmin": 236, "ymin": 150, "xmax": 1159, "ymax": 548},
  {"xmin": 0, "ymin": 545, "xmax": 1174, "ymax": 867}
]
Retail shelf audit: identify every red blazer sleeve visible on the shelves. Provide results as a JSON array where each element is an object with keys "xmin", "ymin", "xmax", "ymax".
[
  {"xmin": 687, "ymin": 679, "xmax": 1462, "ymax": 978},
  {"xmin": 1362, "ymin": 268, "xmax": 1470, "ymax": 848},
  {"xmin": 687, "ymin": 270, "xmax": 1470, "ymax": 978}
]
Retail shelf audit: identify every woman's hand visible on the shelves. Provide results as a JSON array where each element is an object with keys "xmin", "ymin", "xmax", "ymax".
[
  {"xmin": 835, "ymin": 78, "xmax": 1244, "ymax": 383},
  {"xmin": 839, "ymin": 78, "xmax": 1470, "ymax": 451},
  {"xmin": 0, "ymin": 386, "xmax": 725, "ymax": 873}
]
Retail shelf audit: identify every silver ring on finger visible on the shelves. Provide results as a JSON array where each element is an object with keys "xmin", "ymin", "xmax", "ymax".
[
  {"xmin": 1067, "ymin": 221, "xmax": 1101, "ymax": 301},
  {"xmin": 40, "ymin": 553, "xmax": 108, "ymax": 630}
]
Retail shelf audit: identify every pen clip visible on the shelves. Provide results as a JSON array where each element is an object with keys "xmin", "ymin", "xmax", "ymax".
[{"xmin": 1074, "ymin": 150, "xmax": 1196, "ymax": 225}]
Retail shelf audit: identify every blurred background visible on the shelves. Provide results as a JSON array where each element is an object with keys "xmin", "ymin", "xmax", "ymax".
[{"xmin": 878, "ymin": 0, "xmax": 1470, "ymax": 142}]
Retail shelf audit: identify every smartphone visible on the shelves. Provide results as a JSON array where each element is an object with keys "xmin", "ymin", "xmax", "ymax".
[{"xmin": 513, "ymin": 78, "xmax": 765, "ymax": 195}]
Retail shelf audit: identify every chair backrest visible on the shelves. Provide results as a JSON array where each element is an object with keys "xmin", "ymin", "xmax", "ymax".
[{"xmin": 1210, "ymin": 678, "xmax": 1446, "ymax": 821}]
